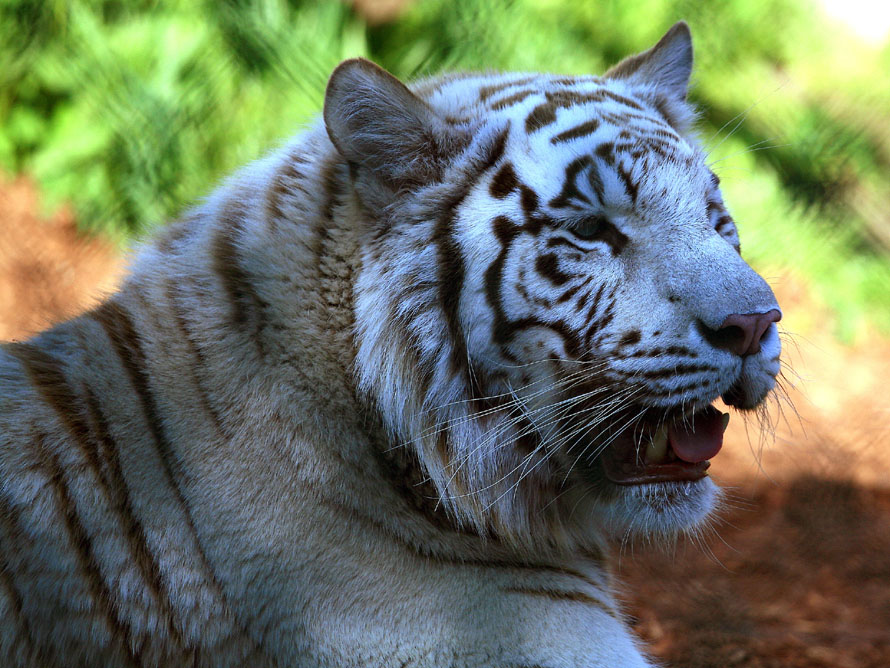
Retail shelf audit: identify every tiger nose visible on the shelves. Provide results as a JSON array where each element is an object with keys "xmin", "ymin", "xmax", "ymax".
[{"xmin": 709, "ymin": 310, "xmax": 782, "ymax": 356}]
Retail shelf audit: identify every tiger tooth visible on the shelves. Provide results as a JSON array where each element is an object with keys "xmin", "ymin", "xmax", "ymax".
[
  {"xmin": 721, "ymin": 412, "xmax": 730, "ymax": 432},
  {"xmin": 644, "ymin": 426, "xmax": 669, "ymax": 464}
]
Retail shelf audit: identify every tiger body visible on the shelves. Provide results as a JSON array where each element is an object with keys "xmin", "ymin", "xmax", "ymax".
[{"xmin": 0, "ymin": 24, "xmax": 782, "ymax": 667}]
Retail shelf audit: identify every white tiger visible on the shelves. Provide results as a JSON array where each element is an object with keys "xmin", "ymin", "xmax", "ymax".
[{"xmin": 0, "ymin": 22, "xmax": 781, "ymax": 667}]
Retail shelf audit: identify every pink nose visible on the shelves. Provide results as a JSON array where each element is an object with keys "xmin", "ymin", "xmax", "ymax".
[{"xmin": 716, "ymin": 310, "xmax": 782, "ymax": 356}]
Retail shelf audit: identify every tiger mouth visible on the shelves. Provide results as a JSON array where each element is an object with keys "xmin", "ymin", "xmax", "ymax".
[{"xmin": 598, "ymin": 405, "xmax": 730, "ymax": 485}]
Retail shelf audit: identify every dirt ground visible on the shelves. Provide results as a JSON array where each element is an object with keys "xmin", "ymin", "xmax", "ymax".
[
  {"xmin": 2, "ymin": 177, "xmax": 889, "ymax": 666},
  {"xmin": 0, "ymin": 177, "xmax": 123, "ymax": 340}
]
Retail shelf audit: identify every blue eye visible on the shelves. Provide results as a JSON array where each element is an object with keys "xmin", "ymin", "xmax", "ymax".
[{"xmin": 571, "ymin": 215, "xmax": 607, "ymax": 240}]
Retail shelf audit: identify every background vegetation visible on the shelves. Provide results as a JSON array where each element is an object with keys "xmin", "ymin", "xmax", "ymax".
[{"xmin": 2, "ymin": 0, "xmax": 889, "ymax": 336}]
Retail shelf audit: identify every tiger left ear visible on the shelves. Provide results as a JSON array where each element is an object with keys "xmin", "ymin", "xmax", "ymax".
[
  {"xmin": 604, "ymin": 21, "xmax": 693, "ymax": 102},
  {"xmin": 324, "ymin": 58, "xmax": 467, "ymax": 211}
]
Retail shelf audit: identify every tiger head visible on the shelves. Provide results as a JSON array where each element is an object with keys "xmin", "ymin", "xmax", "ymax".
[{"xmin": 325, "ymin": 22, "xmax": 782, "ymax": 549}]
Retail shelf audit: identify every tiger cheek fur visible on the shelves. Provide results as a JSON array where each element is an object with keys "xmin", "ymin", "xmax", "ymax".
[{"xmin": 0, "ymin": 22, "xmax": 780, "ymax": 668}]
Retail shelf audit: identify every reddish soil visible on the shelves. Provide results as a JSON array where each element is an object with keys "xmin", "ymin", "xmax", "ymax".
[
  {"xmin": 2, "ymin": 177, "xmax": 889, "ymax": 666},
  {"xmin": 0, "ymin": 177, "xmax": 122, "ymax": 341}
]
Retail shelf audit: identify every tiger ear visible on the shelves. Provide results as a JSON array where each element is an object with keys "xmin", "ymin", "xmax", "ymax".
[
  {"xmin": 324, "ymin": 58, "xmax": 464, "ymax": 207},
  {"xmin": 604, "ymin": 21, "xmax": 693, "ymax": 102}
]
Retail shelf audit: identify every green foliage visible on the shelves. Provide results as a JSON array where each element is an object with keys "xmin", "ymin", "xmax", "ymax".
[
  {"xmin": 1, "ymin": 0, "xmax": 889, "ymax": 334},
  {"xmin": 1, "ymin": 0, "xmax": 363, "ymax": 238}
]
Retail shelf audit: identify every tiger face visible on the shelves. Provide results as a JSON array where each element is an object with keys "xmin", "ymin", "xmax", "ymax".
[{"xmin": 328, "ymin": 23, "xmax": 781, "ymax": 547}]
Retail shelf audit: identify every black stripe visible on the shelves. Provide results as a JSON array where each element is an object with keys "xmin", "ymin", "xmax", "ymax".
[
  {"xmin": 535, "ymin": 253, "xmax": 570, "ymax": 286},
  {"xmin": 490, "ymin": 162, "xmax": 519, "ymax": 199},
  {"xmin": 485, "ymin": 216, "xmax": 521, "ymax": 361},
  {"xmin": 315, "ymin": 490, "xmax": 604, "ymax": 591},
  {"xmin": 548, "ymin": 156, "xmax": 593, "ymax": 210},
  {"xmin": 7, "ymin": 342, "xmax": 184, "ymax": 650},
  {"xmin": 91, "ymin": 301, "xmax": 224, "ymax": 596},
  {"xmin": 476, "ymin": 125, "xmax": 510, "ymax": 176},
  {"xmin": 33, "ymin": 431, "xmax": 142, "ymax": 667},
  {"xmin": 82, "ymin": 387, "xmax": 187, "ymax": 650},
  {"xmin": 555, "ymin": 283, "xmax": 584, "ymax": 305},
  {"xmin": 478, "ymin": 76, "xmax": 537, "ymax": 102},
  {"xmin": 433, "ymin": 127, "xmax": 510, "ymax": 378},
  {"xmin": 546, "ymin": 236, "xmax": 590, "ymax": 254},
  {"xmin": 264, "ymin": 156, "xmax": 304, "ymax": 230},
  {"xmin": 91, "ymin": 299, "xmax": 273, "ymax": 659},
  {"xmin": 212, "ymin": 201, "xmax": 269, "ymax": 356},
  {"xmin": 585, "ymin": 298, "xmax": 616, "ymax": 348},
  {"xmin": 580, "ymin": 219, "xmax": 629, "ymax": 256},
  {"xmin": 434, "ymin": 207, "xmax": 468, "ymax": 377},
  {"xmin": 490, "ymin": 89, "xmax": 536, "ymax": 110},
  {"xmin": 611, "ymin": 363, "xmax": 718, "ymax": 380},
  {"xmin": 526, "ymin": 89, "xmax": 643, "ymax": 134},
  {"xmin": 583, "ymin": 284, "xmax": 605, "ymax": 330},
  {"xmin": 6, "ymin": 343, "xmax": 106, "ymax": 478},
  {"xmin": 519, "ymin": 185, "xmax": 538, "ymax": 216},
  {"xmin": 0, "ymin": 493, "xmax": 41, "ymax": 664},
  {"xmin": 594, "ymin": 142, "xmax": 638, "ymax": 204},
  {"xmin": 313, "ymin": 156, "xmax": 344, "ymax": 254},
  {"xmin": 165, "ymin": 282, "xmax": 231, "ymax": 438},
  {"xmin": 618, "ymin": 330, "xmax": 641, "ymax": 346},
  {"xmin": 503, "ymin": 585, "xmax": 616, "ymax": 617},
  {"xmin": 550, "ymin": 118, "xmax": 600, "ymax": 144}
]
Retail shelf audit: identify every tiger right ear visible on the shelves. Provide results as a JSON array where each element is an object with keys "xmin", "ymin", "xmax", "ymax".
[
  {"xmin": 324, "ymin": 59, "xmax": 464, "ymax": 206},
  {"xmin": 604, "ymin": 21, "xmax": 693, "ymax": 102}
]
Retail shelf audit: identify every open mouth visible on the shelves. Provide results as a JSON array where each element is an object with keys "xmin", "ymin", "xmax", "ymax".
[{"xmin": 599, "ymin": 405, "xmax": 729, "ymax": 485}]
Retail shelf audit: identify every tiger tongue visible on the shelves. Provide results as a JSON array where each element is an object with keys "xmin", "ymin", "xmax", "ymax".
[{"xmin": 667, "ymin": 408, "xmax": 726, "ymax": 463}]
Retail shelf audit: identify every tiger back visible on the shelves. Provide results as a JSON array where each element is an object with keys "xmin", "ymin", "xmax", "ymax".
[{"xmin": 0, "ymin": 22, "xmax": 782, "ymax": 667}]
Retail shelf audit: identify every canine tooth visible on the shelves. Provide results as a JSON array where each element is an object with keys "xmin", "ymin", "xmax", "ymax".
[
  {"xmin": 645, "ymin": 426, "xmax": 669, "ymax": 464},
  {"xmin": 721, "ymin": 412, "xmax": 730, "ymax": 432}
]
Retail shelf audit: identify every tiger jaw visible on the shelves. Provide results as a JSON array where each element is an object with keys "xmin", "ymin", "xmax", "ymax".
[{"xmin": 550, "ymin": 403, "xmax": 732, "ymax": 538}]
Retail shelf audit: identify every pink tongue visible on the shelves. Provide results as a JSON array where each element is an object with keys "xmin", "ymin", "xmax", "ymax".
[{"xmin": 668, "ymin": 409, "xmax": 725, "ymax": 463}]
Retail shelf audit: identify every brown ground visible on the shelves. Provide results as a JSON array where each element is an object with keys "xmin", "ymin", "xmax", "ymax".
[
  {"xmin": 2, "ymin": 177, "xmax": 889, "ymax": 666},
  {"xmin": 0, "ymin": 177, "xmax": 123, "ymax": 340}
]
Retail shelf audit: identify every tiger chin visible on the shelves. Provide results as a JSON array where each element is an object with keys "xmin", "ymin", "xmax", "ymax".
[{"xmin": 0, "ymin": 21, "xmax": 781, "ymax": 668}]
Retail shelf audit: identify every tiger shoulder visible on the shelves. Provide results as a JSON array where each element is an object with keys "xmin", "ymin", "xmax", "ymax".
[{"xmin": 0, "ymin": 22, "xmax": 782, "ymax": 667}]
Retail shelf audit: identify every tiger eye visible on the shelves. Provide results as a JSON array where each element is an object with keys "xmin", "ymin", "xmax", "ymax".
[{"xmin": 571, "ymin": 215, "xmax": 608, "ymax": 240}]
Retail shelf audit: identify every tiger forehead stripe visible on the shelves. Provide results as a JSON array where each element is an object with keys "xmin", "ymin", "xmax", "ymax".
[
  {"xmin": 489, "ymin": 88, "xmax": 537, "ymax": 111},
  {"xmin": 595, "ymin": 142, "xmax": 639, "ymax": 203},
  {"xmin": 525, "ymin": 89, "xmax": 645, "ymax": 134},
  {"xmin": 477, "ymin": 75, "xmax": 538, "ymax": 102},
  {"xmin": 548, "ymin": 155, "xmax": 596, "ymax": 209},
  {"xmin": 550, "ymin": 118, "xmax": 601, "ymax": 144}
]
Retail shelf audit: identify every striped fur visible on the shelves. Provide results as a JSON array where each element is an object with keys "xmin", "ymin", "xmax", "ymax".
[{"xmin": 0, "ymin": 23, "xmax": 781, "ymax": 667}]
